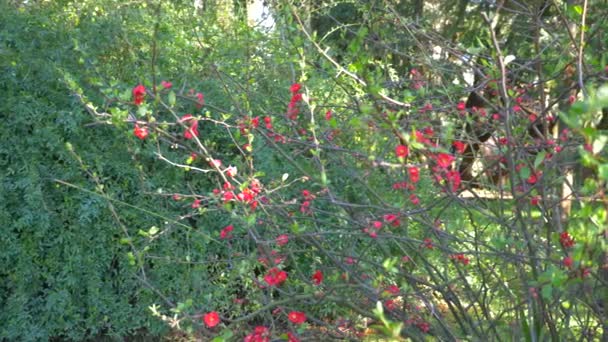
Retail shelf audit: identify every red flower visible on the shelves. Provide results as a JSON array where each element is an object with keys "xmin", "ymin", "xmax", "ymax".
[
  {"xmin": 560, "ymin": 231, "xmax": 575, "ymax": 249},
  {"xmin": 563, "ymin": 256, "xmax": 573, "ymax": 268},
  {"xmin": 288, "ymin": 311, "xmax": 306, "ymax": 325},
  {"xmin": 290, "ymin": 83, "xmax": 302, "ymax": 93},
  {"xmin": 244, "ymin": 326, "xmax": 270, "ymax": 342},
  {"xmin": 446, "ymin": 170, "xmax": 461, "ymax": 192},
  {"xmin": 161, "ymin": 80, "xmax": 172, "ymax": 89},
  {"xmin": 435, "ymin": 153, "xmax": 454, "ymax": 169},
  {"xmin": 220, "ymin": 225, "xmax": 233, "ymax": 239},
  {"xmin": 196, "ymin": 92, "xmax": 205, "ymax": 108},
  {"xmin": 383, "ymin": 214, "xmax": 399, "ymax": 226},
  {"xmin": 450, "ymin": 254, "xmax": 470, "ymax": 265},
  {"xmin": 312, "ymin": 270, "xmax": 323, "ymax": 285},
  {"xmin": 276, "ymin": 234, "xmax": 289, "ymax": 246},
  {"xmin": 251, "ymin": 116, "xmax": 260, "ymax": 128},
  {"xmin": 409, "ymin": 194, "xmax": 420, "ymax": 205},
  {"xmin": 132, "ymin": 84, "xmax": 146, "ymax": 105},
  {"xmin": 325, "ymin": 110, "xmax": 332, "ymax": 121},
  {"xmin": 384, "ymin": 299, "xmax": 396, "ymax": 310},
  {"xmin": 225, "ymin": 166, "xmax": 237, "ymax": 177},
  {"xmin": 191, "ymin": 199, "xmax": 201, "ymax": 209},
  {"xmin": 385, "ymin": 284, "xmax": 400, "ymax": 296},
  {"xmin": 456, "ymin": 101, "xmax": 466, "ymax": 111},
  {"xmin": 203, "ymin": 311, "xmax": 220, "ymax": 328},
  {"xmin": 408, "ymin": 166, "xmax": 420, "ymax": 183},
  {"xmin": 530, "ymin": 196, "xmax": 540, "ymax": 206},
  {"xmin": 180, "ymin": 114, "xmax": 199, "ymax": 139},
  {"xmin": 264, "ymin": 267, "xmax": 287, "ymax": 287},
  {"xmin": 452, "ymin": 141, "xmax": 466, "ymax": 154},
  {"xmin": 133, "ymin": 125, "xmax": 148, "ymax": 140},
  {"xmin": 395, "ymin": 145, "xmax": 409, "ymax": 158}
]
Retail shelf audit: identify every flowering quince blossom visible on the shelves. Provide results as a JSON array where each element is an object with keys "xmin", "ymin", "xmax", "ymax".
[
  {"xmin": 435, "ymin": 153, "xmax": 454, "ymax": 169},
  {"xmin": 180, "ymin": 114, "xmax": 199, "ymax": 139},
  {"xmin": 290, "ymin": 83, "xmax": 302, "ymax": 93},
  {"xmin": 225, "ymin": 165, "xmax": 237, "ymax": 177},
  {"xmin": 423, "ymin": 238, "xmax": 434, "ymax": 249},
  {"xmin": 456, "ymin": 101, "xmax": 466, "ymax": 111},
  {"xmin": 409, "ymin": 166, "xmax": 420, "ymax": 183},
  {"xmin": 563, "ymin": 255, "xmax": 573, "ymax": 268},
  {"xmin": 203, "ymin": 311, "xmax": 220, "ymax": 328},
  {"xmin": 209, "ymin": 159, "xmax": 222, "ymax": 168},
  {"xmin": 560, "ymin": 231, "xmax": 575, "ymax": 248},
  {"xmin": 384, "ymin": 299, "xmax": 396, "ymax": 311},
  {"xmin": 410, "ymin": 194, "xmax": 420, "ymax": 205},
  {"xmin": 287, "ymin": 84, "xmax": 303, "ymax": 120},
  {"xmin": 288, "ymin": 311, "xmax": 306, "ymax": 325},
  {"xmin": 132, "ymin": 84, "xmax": 146, "ymax": 105},
  {"xmin": 395, "ymin": 144, "xmax": 409, "ymax": 158},
  {"xmin": 220, "ymin": 225, "xmax": 233, "ymax": 239},
  {"xmin": 244, "ymin": 326, "xmax": 270, "ymax": 342},
  {"xmin": 191, "ymin": 199, "xmax": 201, "ymax": 209},
  {"xmin": 276, "ymin": 234, "xmax": 289, "ymax": 246},
  {"xmin": 196, "ymin": 92, "xmax": 204, "ymax": 109},
  {"xmin": 383, "ymin": 213, "xmax": 400, "ymax": 227},
  {"xmin": 530, "ymin": 196, "xmax": 540, "ymax": 206},
  {"xmin": 133, "ymin": 125, "xmax": 148, "ymax": 140},
  {"xmin": 264, "ymin": 267, "xmax": 287, "ymax": 287},
  {"xmin": 452, "ymin": 141, "xmax": 466, "ymax": 154},
  {"xmin": 312, "ymin": 270, "xmax": 323, "ymax": 285},
  {"xmin": 450, "ymin": 254, "xmax": 470, "ymax": 265},
  {"xmin": 161, "ymin": 80, "xmax": 172, "ymax": 89},
  {"xmin": 446, "ymin": 170, "xmax": 461, "ymax": 192},
  {"xmin": 385, "ymin": 284, "xmax": 400, "ymax": 296}
]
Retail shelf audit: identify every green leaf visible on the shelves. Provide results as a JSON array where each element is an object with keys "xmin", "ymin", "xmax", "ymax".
[
  {"xmin": 534, "ymin": 151, "xmax": 546, "ymax": 169},
  {"xmin": 541, "ymin": 285, "xmax": 553, "ymax": 300},
  {"xmin": 598, "ymin": 164, "xmax": 608, "ymax": 181},
  {"xmin": 168, "ymin": 91, "xmax": 176, "ymax": 107}
]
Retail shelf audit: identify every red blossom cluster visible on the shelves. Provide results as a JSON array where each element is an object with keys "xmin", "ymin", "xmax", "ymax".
[
  {"xmin": 258, "ymin": 250, "xmax": 285, "ymax": 267},
  {"xmin": 383, "ymin": 214, "xmax": 400, "ymax": 227},
  {"xmin": 287, "ymin": 83, "xmax": 303, "ymax": 120},
  {"xmin": 243, "ymin": 326, "xmax": 270, "ymax": 342},
  {"xmin": 563, "ymin": 255, "xmax": 573, "ymax": 268},
  {"xmin": 452, "ymin": 141, "xmax": 466, "ymax": 154},
  {"xmin": 384, "ymin": 284, "xmax": 400, "ymax": 296},
  {"xmin": 311, "ymin": 270, "xmax": 323, "ymax": 285},
  {"xmin": 133, "ymin": 125, "xmax": 148, "ymax": 140},
  {"xmin": 264, "ymin": 267, "xmax": 287, "ymax": 287},
  {"xmin": 300, "ymin": 189, "xmax": 315, "ymax": 215},
  {"xmin": 450, "ymin": 253, "xmax": 470, "ymax": 265},
  {"xmin": 410, "ymin": 68, "xmax": 426, "ymax": 90},
  {"xmin": 132, "ymin": 84, "xmax": 146, "ymax": 105},
  {"xmin": 395, "ymin": 144, "xmax": 409, "ymax": 158},
  {"xmin": 203, "ymin": 311, "xmax": 220, "ymax": 328},
  {"xmin": 219, "ymin": 225, "xmax": 233, "ymax": 239},
  {"xmin": 275, "ymin": 234, "xmax": 289, "ymax": 246},
  {"xmin": 560, "ymin": 231, "xmax": 575, "ymax": 249},
  {"xmin": 288, "ymin": 311, "xmax": 306, "ymax": 324},
  {"xmin": 215, "ymin": 178, "xmax": 262, "ymax": 211},
  {"xmin": 180, "ymin": 114, "xmax": 199, "ymax": 140}
]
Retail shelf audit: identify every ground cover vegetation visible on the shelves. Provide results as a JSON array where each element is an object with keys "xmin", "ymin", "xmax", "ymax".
[{"xmin": 1, "ymin": 0, "xmax": 607, "ymax": 341}]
